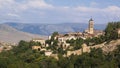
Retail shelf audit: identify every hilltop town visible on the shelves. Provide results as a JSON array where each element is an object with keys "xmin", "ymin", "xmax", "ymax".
[{"xmin": 30, "ymin": 18, "xmax": 115, "ymax": 58}]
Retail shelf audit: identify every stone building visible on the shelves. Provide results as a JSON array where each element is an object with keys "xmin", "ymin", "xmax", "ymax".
[
  {"xmin": 45, "ymin": 51, "xmax": 52, "ymax": 56},
  {"xmin": 84, "ymin": 18, "xmax": 104, "ymax": 38},
  {"xmin": 117, "ymin": 28, "xmax": 120, "ymax": 37},
  {"xmin": 32, "ymin": 46, "xmax": 41, "ymax": 51},
  {"xmin": 81, "ymin": 44, "xmax": 90, "ymax": 53}
]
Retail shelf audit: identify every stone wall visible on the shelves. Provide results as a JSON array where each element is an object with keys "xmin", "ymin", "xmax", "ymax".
[{"xmin": 66, "ymin": 39, "xmax": 120, "ymax": 57}]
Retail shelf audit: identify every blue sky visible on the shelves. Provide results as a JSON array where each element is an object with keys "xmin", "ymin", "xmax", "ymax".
[{"xmin": 0, "ymin": 0, "xmax": 120, "ymax": 24}]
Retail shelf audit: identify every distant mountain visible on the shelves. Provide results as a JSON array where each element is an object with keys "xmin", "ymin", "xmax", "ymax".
[
  {"xmin": 0, "ymin": 24, "xmax": 46, "ymax": 44},
  {"xmin": 4, "ymin": 22, "xmax": 107, "ymax": 35}
]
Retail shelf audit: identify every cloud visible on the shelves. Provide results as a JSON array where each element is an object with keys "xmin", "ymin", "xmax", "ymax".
[
  {"xmin": 65, "ymin": 5, "xmax": 120, "ymax": 23},
  {"xmin": 0, "ymin": 0, "xmax": 54, "ymax": 11},
  {"xmin": 7, "ymin": 13, "xmax": 20, "ymax": 17},
  {"xmin": 74, "ymin": 5, "xmax": 120, "ymax": 15},
  {"xmin": 18, "ymin": 0, "xmax": 54, "ymax": 10},
  {"xmin": 74, "ymin": 6, "xmax": 100, "ymax": 12},
  {"xmin": 104, "ymin": 6, "xmax": 120, "ymax": 12},
  {"xmin": 0, "ymin": 0, "xmax": 120, "ymax": 24},
  {"xmin": 0, "ymin": 0, "xmax": 15, "ymax": 9}
]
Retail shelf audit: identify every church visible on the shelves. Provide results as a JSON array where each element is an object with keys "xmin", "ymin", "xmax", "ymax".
[
  {"xmin": 85, "ymin": 18, "xmax": 94, "ymax": 34},
  {"xmin": 84, "ymin": 18, "xmax": 104, "ymax": 38}
]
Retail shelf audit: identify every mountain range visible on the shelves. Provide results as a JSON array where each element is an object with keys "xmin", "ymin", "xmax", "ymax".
[
  {"xmin": 4, "ymin": 23, "xmax": 107, "ymax": 35},
  {"xmin": 0, "ymin": 24, "xmax": 46, "ymax": 44}
]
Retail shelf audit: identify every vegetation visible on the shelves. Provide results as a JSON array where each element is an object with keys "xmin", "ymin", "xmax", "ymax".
[
  {"xmin": 105, "ymin": 22, "xmax": 120, "ymax": 41},
  {"xmin": 1, "ymin": 40, "xmax": 120, "ymax": 68},
  {"xmin": 66, "ymin": 38, "xmax": 84, "ymax": 50}
]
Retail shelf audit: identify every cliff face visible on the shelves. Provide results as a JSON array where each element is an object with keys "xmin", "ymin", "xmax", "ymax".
[{"xmin": 67, "ymin": 39, "xmax": 120, "ymax": 56}]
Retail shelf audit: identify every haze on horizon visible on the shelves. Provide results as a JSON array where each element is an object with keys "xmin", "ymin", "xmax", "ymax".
[{"xmin": 0, "ymin": 0, "xmax": 120, "ymax": 24}]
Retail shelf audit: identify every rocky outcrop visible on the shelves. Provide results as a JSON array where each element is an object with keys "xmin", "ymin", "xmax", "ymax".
[
  {"xmin": 102, "ymin": 39, "xmax": 120, "ymax": 53},
  {"xmin": 66, "ymin": 39, "xmax": 120, "ymax": 57}
]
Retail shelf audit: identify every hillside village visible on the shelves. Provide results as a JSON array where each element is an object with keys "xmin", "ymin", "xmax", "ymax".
[
  {"xmin": 1, "ymin": 20, "xmax": 120, "ymax": 67},
  {"xmin": 0, "ymin": 18, "xmax": 104, "ymax": 52},
  {"xmin": 1, "ymin": 18, "xmax": 120, "ymax": 59},
  {"xmin": 31, "ymin": 18, "xmax": 120, "ymax": 59}
]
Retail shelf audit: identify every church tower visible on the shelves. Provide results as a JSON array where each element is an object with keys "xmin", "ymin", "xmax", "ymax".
[{"xmin": 88, "ymin": 18, "xmax": 94, "ymax": 34}]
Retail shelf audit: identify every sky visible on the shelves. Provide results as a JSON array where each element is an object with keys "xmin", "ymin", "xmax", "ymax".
[{"xmin": 0, "ymin": 0, "xmax": 120, "ymax": 24}]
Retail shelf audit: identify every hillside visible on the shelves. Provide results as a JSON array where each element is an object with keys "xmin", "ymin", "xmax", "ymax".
[
  {"xmin": 0, "ymin": 24, "xmax": 46, "ymax": 44},
  {"xmin": 4, "ymin": 23, "xmax": 106, "ymax": 35}
]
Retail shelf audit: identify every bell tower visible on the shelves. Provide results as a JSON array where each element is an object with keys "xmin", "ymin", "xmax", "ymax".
[{"xmin": 88, "ymin": 18, "xmax": 94, "ymax": 34}]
